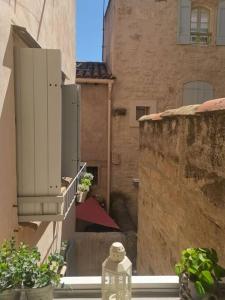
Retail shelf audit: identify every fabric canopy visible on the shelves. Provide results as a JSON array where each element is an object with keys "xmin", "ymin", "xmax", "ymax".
[{"xmin": 76, "ymin": 197, "xmax": 119, "ymax": 230}]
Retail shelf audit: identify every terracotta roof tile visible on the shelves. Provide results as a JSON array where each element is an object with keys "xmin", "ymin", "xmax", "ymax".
[
  {"xmin": 197, "ymin": 98, "xmax": 225, "ymax": 113},
  {"xmin": 139, "ymin": 98, "xmax": 225, "ymax": 123},
  {"xmin": 139, "ymin": 113, "xmax": 163, "ymax": 121},
  {"xmin": 161, "ymin": 105, "xmax": 200, "ymax": 117},
  {"xmin": 76, "ymin": 62, "xmax": 114, "ymax": 79}
]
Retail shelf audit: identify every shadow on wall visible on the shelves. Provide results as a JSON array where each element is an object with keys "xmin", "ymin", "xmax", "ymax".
[
  {"xmin": 110, "ymin": 191, "xmax": 137, "ymax": 232},
  {"xmin": 67, "ymin": 232, "xmax": 137, "ymax": 276},
  {"xmin": 18, "ymin": 220, "xmax": 65, "ymax": 263},
  {"xmin": 0, "ymin": 30, "xmax": 18, "ymax": 243},
  {"xmin": 110, "ymin": 191, "xmax": 137, "ymax": 271}
]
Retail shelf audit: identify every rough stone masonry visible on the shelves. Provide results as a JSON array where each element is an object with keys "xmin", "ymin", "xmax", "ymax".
[{"xmin": 137, "ymin": 98, "xmax": 225, "ymax": 275}]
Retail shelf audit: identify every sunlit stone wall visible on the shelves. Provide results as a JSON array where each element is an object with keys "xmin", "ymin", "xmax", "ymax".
[{"xmin": 137, "ymin": 99, "xmax": 225, "ymax": 274}]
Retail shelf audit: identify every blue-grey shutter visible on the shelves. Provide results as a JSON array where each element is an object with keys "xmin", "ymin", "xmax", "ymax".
[
  {"xmin": 62, "ymin": 84, "xmax": 79, "ymax": 178},
  {"xmin": 177, "ymin": 0, "xmax": 191, "ymax": 44},
  {"xmin": 183, "ymin": 81, "xmax": 214, "ymax": 105},
  {"xmin": 217, "ymin": 0, "xmax": 225, "ymax": 45}
]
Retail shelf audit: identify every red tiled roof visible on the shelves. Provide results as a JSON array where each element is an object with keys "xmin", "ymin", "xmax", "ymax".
[{"xmin": 76, "ymin": 62, "xmax": 114, "ymax": 79}]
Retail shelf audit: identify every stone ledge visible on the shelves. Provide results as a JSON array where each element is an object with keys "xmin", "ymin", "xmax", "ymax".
[{"xmin": 139, "ymin": 98, "xmax": 225, "ymax": 122}]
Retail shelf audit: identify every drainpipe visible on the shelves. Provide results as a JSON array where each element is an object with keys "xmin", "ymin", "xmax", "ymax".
[
  {"xmin": 107, "ymin": 81, "xmax": 113, "ymax": 212},
  {"xmin": 76, "ymin": 78, "xmax": 114, "ymax": 212}
]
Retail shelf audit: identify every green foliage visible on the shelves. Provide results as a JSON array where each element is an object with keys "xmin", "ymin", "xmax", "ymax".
[
  {"xmin": 78, "ymin": 172, "xmax": 94, "ymax": 192},
  {"xmin": 83, "ymin": 173, "xmax": 94, "ymax": 181},
  {"xmin": 0, "ymin": 238, "xmax": 64, "ymax": 292},
  {"xmin": 175, "ymin": 248, "xmax": 225, "ymax": 296}
]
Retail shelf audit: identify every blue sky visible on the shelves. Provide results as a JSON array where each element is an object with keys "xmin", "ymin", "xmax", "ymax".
[{"xmin": 76, "ymin": 0, "xmax": 109, "ymax": 62}]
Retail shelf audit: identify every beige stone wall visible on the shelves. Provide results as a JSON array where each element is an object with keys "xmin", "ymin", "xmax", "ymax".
[
  {"xmin": 104, "ymin": 0, "xmax": 225, "ymax": 227},
  {"xmin": 103, "ymin": 0, "xmax": 115, "ymax": 71},
  {"xmin": 137, "ymin": 102, "xmax": 225, "ymax": 275},
  {"xmin": 80, "ymin": 83, "xmax": 108, "ymax": 200},
  {"xmin": 0, "ymin": 0, "xmax": 75, "ymax": 257}
]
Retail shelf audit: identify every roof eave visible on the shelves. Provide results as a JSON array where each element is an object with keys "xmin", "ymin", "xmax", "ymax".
[{"xmin": 76, "ymin": 78, "xmax": 115, "ymax": 85}]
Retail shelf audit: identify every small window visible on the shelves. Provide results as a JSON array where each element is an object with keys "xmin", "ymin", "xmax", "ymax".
[
  {"xmin": 191, "ymin": 7, "xmax": 210, "ymax": 44},
  {"xmin": 136, "ymin": 106, "xmax": 150, "ymax": 120},
  {"xmin": 129, "ymin": 101, "xmax": 156, "ymax": 127},
  {"xmin": 86, "ymin": 166, "xmax": 98, "ymax": 185}
]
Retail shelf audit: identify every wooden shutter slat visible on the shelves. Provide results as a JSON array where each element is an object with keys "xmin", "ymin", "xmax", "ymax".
[
  {"xmin": 47, "ymin": 50, "xmax": 61, "ymax": 195},
  {"xmin": 15, "ymin": 48, "xmax": 35, "ymax": 196},
  {"xmin": 33, "ymin": 49, "xmax": 48, "ymax": 195},
  {"xmin": 177, "ymin": 0, "xmax": 191, "ymax": 44},
  {"xmin": 62, "ymin": 84, "xmax": 78, "ymax": 178},
  {"xmin": 217, "ymin": 0, "xmax": 225, "ymax": 45}
]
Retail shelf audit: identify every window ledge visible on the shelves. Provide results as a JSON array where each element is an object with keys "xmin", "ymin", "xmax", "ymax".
[
  {"xmin": 54, "ymin": 276, "xmax": 225, "ymax": 299},
  {"xmin": 59, "ymin": 276, "xmax": 179, "ymax": 289},
  {"xmin": 54, "ymin": 276, "xmax": 180, "ymax": 299}
]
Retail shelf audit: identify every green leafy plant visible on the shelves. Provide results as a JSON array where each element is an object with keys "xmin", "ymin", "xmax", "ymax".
[
  {"xmin": 0, "ymin": 238, "xmax": 64, "ymax": 292},
  {"xmin": 175, "ymin": 248, "xmax": 225, "ymax": 296},
  {"xmin": 78, "ymin": 172, "xmax": 94, "ymax": 192},
  {"xmin": 83, "ymin": 172, "xmax": 94, "ymax": 181}
]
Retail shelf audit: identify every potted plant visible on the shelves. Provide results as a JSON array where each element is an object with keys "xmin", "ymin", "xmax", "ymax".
[
  {"xmin": 175, "ymin": 248, "xmax": 225, "ymax": 299},
  {"xmin": 77, "ymin": 172, "xmax": 94, "ymax": 203},
  {"xmin": 0, "ymin": 238, "xmax": 64, "ymax": 300},
  {"xmin": 0, "ymin": 239, "xmax": 20, "ymax": 299}
]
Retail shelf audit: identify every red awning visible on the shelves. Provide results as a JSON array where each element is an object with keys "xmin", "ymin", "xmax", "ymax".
[{"xmin": 76, "ymin": 197, "xmax": 119, "ymax": 230}]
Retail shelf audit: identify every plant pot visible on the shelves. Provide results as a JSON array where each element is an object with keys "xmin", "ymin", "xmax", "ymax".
[
  {"xmin": 188, "ymin": 281, "xmax": 218, "ymax": 300},
  {"xmin": 21, "ymin": 285, "xmax": 53, "ymax": 300},
  {"xmin": 0, "ymin": 289, "xmax": 20, "ymax": 300},
  {"xmin": 77, "ymin": 191, "xmax": 88, "ymax": 203}
]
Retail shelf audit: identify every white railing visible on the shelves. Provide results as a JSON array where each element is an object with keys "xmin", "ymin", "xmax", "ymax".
[
  {"xmin": 63, "ymin": 162, "xmax": 87, "ymax": 219},
  {"xmin": 18, "ymin": 163, "xmax": 87, "ymax": 222}
]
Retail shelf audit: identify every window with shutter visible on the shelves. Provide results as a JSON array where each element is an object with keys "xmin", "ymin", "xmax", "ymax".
[
  {"xmin": 217, "ymin": 0, "xmax": 225, "ymax": 45},
  {"xmin": 183, "ymin": 81, "xmax": 214, "ymax": 105},
  {"xmin": 191, "ymin": 7, "xmax": 210, "ymax": 44},
  {"xmin": 14, "ymin": 48, "xmax": 62, "ymax": 197},
  {"xmin": 177, "ymin": 0, "xmax": 191, "ymax": 44},
  {"xmin": 14, "ymin": 48, "xmax": 82, "ymax": 221}
]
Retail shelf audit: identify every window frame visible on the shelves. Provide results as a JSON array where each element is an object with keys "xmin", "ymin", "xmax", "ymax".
[
  {"xmin": 136, "ymin": 106, "xmax": 151, "ymax": 121},
  {"xmin": 190, "ymin": 6, "xmax": 211, "ymax": 44},
  {"xmin": 129, "ymin": 101, "xmax": 157, "ymax": 127}
]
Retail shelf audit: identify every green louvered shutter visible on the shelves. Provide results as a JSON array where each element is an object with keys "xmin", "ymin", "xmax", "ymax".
[
  {"xmin": 177, "ymin": 0, "xmax": 191, "ymax": 44},
  {"xmin": 217, "ymin": 0, "xmax": 225, "ymax": 45}
]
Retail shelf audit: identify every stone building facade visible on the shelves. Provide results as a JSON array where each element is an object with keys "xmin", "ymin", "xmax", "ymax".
[
  {"xmin": 0, "ymin": 1, "xmax": 75, "ymax": 259},
  {"xmin": 103, "ymin": 0, "xmax": 225, "ymax": 226},
  {"xmin": 138, "ymin": 98, "xmax": 225, "ymax": 274},
  {"xmin": 76, "ymin": 62, "xmax": 114, "ymax": 206}
]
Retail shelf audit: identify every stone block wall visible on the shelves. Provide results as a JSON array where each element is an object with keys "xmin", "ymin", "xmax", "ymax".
[
  {"xmin": 104, "ymin": 0, "xmax": 225, "ymax": 228},
  {"xmin": 137, "ymin": 98, "xmax": 225, "ymax": 275}
]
